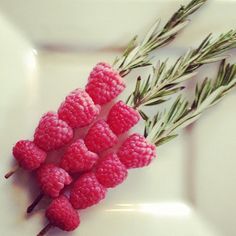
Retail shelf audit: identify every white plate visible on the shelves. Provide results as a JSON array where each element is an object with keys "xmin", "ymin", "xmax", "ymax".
[{"xmin": 0, "ymin": 1, "xmax": 236, "ymax": 236}]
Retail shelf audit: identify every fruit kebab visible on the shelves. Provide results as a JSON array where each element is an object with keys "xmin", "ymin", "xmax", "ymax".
[
  {"xmin": 5, "ymin": 0, "xmax": 205, "ymax": 179},
  {"xmin": 69, "ymin": 61, "xmax": 236, "ymax": 210},
  {"xmin": 38, "ymin": 60, "xmax": 236, "ymax": 235},
  {"xmin": 27, "ymin": 30, "xmax": 236, "ymax": 213}
]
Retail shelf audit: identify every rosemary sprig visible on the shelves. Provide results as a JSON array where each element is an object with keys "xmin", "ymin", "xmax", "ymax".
[
  {"xmin": 144, "ymin": 60, "xmax": 236, "ymax": 146},
  {"xmin": 113, "ymin": 0, "xmax": 207, "ymax": 77},
  {"xmin": 128, "ymin": 30, "xmax": 236, "ymax": 109}
]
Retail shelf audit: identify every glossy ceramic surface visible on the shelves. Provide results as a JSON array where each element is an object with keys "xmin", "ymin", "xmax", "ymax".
[{"xmin": 0, "ymin": 1, "xmax": 236, "ymax": 235}]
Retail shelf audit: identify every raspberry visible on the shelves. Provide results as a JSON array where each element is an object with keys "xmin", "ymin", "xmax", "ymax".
[
  {"xmin": 70, "ymin": 172, "xmax": 106, "ymax": 209},
  {"xmin": 13, "ymin": 140, "xmax": 46, "ymax": 170},
  {"xmin": 46, "ymin": 195, "xmax": 80, "ymax": 231},
  {"xmin": 85, "ymin": 62, "xmax": 125, "ymax": 105},
  {"xmin": 34, "ymin": 112, "xmax": 73, "ymax": 151},
  {"xmin": 60, "ymin": 139, "xmax": 99, "ymax": 173},
  {"xmin": 58, "ymin": 88, "xmax": 100, "ymax": 128},
  {"xmin": 107, "ymin": 101, "xmax": 140, "ymax": 135},
  {"xmin": 37, "ymin": 164, "xmax": 72, "ymax": 198},
  {"xmin": 84, "ymin": 120, "xmax": 118, "ymax": 153},
  {"xmin": 117, "ymin": 133, "xmax": 156, "ymax": 168},
  {"xmin": 95, "ymin": 153, "xmax": 128, "ymax": 188}
]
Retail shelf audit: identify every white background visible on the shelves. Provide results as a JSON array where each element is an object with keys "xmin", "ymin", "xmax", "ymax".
[{"xmin": 0, "ymin": 0, "xmax": 236, "ymax": 235}]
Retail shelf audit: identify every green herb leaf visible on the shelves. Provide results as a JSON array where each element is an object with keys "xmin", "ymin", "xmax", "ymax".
[
  {"xmin": 145, "ymin": 61, "xmax": 236, "ymax": 146},
  {"xmin": 114, "ymin": 0, "xmax": 207, "ymax": 76}
]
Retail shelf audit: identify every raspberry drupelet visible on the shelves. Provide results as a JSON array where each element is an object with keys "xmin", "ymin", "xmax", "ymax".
[
  {"xmin": 36, "ymin": 164, "xmax": 72, "ymax": 198},
  {"xmin": 5, "ymin": 140, "xmax": 47, "ymax": 179},
  {"xmin": 60, "ymin": 139, "xmax": 99, "ymax": 173},
  {"xmin": 34, "ymin": 112, "xmax": 73, "ymax": 152},
  {"xmin": 117, "ymin": 133, "xmax": 157, "ymax": 168},
  {"xmin": 86, "ymin": 62, "xmax": 125, "ymax": 105},
  {"xmin": 37, "ymin": 195, "xmax": 80, "ymax": 236},
  {"xmin": 95, "ymin": 153, "xmax": 128, "ymax": 188},
  {"xmin": 107, "ymin": 100, "xmax": 140, "ymax": 135},
  {"xmin": 58, "ymin": 88, "xmax": 100, "ymax": 128},
  {"xmin": 84, "ymin": 119, "xmax": 118, "ymax": 153},
  {"xmin": 13, "ymin": 140, "xmax": 46, "ymax": 171},
  {"xmin": 70, "ymin": 172, "xmax": 106, "ymax": 209}
]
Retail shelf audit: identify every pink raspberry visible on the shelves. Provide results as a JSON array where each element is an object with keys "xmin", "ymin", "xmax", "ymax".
[
  {"xmin": 37, "ymin": 164, "xmax": 72, "ymax": 198},
  {"xmin": 58, "ymin": 88, "xmax": 100, "ymax": 128},
  {"xmin": 60, "ymin": 139, "xmax": 99, "ymax": 173},
  {"xmin": 46, "ymin": 195, "xmax": 80, "ymax": 231},
  {"xmin": 13, "ymin": 140, "xmax": 46, "ymax": 170},
  {"xmin": 85, "ymin": 62, "xmax": 125, "ymax": 105},
  {"xmin": 84, "ymin": 119, "xmax": 118, "ymax": 153},
  {"xmin": 70, "ymin": 172, "xmax": 106, "ymax": 209},
  {"xmin": 117, "ymin": 133, "xmax": 157, "ymax": 169},
  {"xmin": 95, "ymin": 153, "xmax": 128, "ymax": 188},
  {"xmin": 107, "ymin": 101, "xmax": 140, "ymax": 135},
  {"xmin": 34, "ymin": 112, "xmax": 73, "ymax": 151}
]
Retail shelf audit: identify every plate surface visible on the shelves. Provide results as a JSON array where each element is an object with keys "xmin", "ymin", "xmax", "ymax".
[{"xmin": 0, "ymin": 1, "xmax": 236, "ymax": 236}]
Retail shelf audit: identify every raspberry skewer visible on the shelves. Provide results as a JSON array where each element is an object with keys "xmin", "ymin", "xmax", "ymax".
[
  {"xmin": 29, "ymin": 60, "xmax": 232, "ymax": 216},
  {"xmin": 27, "ymin": 29, "xmax": 236, "ymax": 215},
  {"xmin": 37, "ymin": 61, "xmax": 235, "ymax": 235},
  {"xmin": 37, "ymin": 31, "xmax": 236, "ymax": 236},
  {"xmin": 5, "ymin": 0, "xmax": 206, "ymax": 179},
  {"xmin": 69, "ymin": 60, "xmax": 236, "ymax": 211},
  {"xmin": 25, "ymin": 30, "xmax": 236, "ymax": 213}
]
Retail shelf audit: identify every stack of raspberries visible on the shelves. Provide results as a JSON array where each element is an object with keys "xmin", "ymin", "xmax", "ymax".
[{"xmin": 7, "ymin": 62, "xmax": 157, "ymax": 235}]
